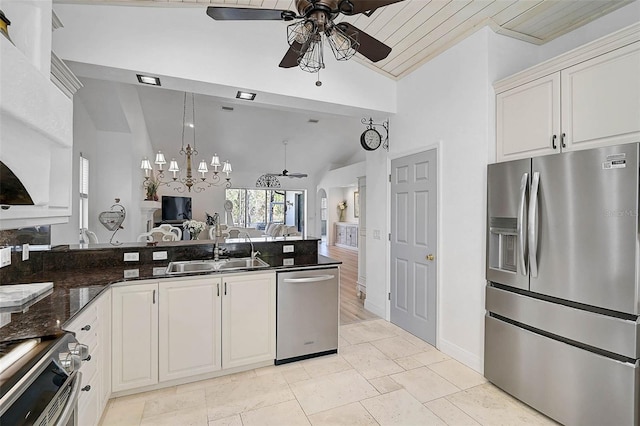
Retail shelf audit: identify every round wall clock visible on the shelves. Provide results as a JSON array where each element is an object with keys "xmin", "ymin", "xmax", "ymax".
[{"xmin": 360, "ymin": 128, "xmax": 382, "ymax": 151}]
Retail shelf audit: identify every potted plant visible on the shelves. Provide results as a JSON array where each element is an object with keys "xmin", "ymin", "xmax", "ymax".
[
  {"xmin": 338, "ymin": 200, "xmax": 347, "ymax": 222},
  {"xmin": 183, "ymin": 220, "xmax": 206, "ymax": 240},
  {"xmin": 145, "ymin": 176, "xmax": 159, "ymax": 201}
]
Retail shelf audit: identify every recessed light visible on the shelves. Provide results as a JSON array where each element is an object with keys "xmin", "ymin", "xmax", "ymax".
[
  {"xmin": 221, "ymin": 106, "xmax": 234, "ymax": 111},
  {"xmin": 236, "ymin": 91, "xmax": 256, "ymax": 101},
  {"xmin": 136, "ymin": 74, "xmax": 161, "ymax": 86}
]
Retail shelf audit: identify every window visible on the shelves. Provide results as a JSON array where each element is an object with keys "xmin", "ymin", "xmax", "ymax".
[
  {"xmin": 79, "ymin": 154, "xmax": 89, "ymax": 242},
  {"xmin": 225, "ymin": 188, "xmax": 304, "ymax": 233}
]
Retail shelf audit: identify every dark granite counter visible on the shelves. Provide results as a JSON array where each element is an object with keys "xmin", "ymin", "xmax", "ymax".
[{"xmin": 0, "ymin": 253, "xmax": 340, "ymax": 344}]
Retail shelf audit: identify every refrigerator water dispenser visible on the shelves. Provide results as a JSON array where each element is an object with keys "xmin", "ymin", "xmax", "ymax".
[{"xmin": 489, "ymin": 217, "xmax": 518, "ymax": 273}]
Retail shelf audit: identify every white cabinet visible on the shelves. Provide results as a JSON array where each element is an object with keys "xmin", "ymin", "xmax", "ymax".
[
  {"xmin": 112, "ymin": 283, "xmax": 159, "ymax": 393},
  {"xmin": 111, "ymin": 271, "xmax": 275, "ymax": 394},
  {"xmin": 496, "ymin": 32, "xmax": 640, "ymax": 162},
  {"xmin": 335, "ymin": 223, "xmax": 358, "ymax": 250},
  {"xmin": 222, "ymin": 272, "xmax": 276, "ymax": 369},
  {"xmin": 497, "ymin": 74, "xmax": 561, "ymax": 161},
  {"xmin": 65, "ymin": 289, "xmax": 110, "ymax": 426},
  {"xmin": 560, "ymin": 43, "xmax": 640, "ymax": 152},
  {"xmin": 159, "ymin": 278, "xmax": 222, "ymax": 382}
]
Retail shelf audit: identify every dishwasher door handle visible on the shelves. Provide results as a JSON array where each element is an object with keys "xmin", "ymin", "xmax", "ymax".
[{"xmin": 283, "ymin": 275, "xmax": 335, "ymax": 283}]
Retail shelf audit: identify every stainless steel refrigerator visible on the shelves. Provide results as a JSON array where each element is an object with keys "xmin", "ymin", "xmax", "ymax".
[{"xmin": 485, "ymin": 142, "xmax": 640, "ymax": 426}]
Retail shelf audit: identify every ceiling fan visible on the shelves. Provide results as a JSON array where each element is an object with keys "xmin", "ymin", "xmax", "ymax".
[
  {"xmin": 206, "ymin": 0, "xmax": 404, "ymax": 73},
  {"xmin": 266, "ymin": 141, "xmax": 308, "ymax": 178}
]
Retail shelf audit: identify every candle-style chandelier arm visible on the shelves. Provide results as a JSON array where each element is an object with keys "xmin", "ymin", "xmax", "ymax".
[{"xmin": 140, "ymin": 92, "xmax": 233, "ymax": 193}]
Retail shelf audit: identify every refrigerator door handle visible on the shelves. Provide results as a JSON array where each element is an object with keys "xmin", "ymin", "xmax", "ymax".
[
  {"xmin": 518, "ymin": 172, "xmax": 529, "ymax": 275},
  {"xmin": 528, "ymin": 172, "xmax": 540, "ymax": 277}
]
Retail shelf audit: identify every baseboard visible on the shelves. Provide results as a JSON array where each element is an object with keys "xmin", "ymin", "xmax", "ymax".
[
  {"xmin": 438, "ymin": 337, "xmax": 483, "ymax": 374},
  {"xmin": 364, "ymin": 299, "xmax": 386, "ymax": 318}
]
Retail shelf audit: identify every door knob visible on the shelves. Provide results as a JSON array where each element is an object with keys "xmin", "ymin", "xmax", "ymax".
[{"xmin": 426, "ymin": 254, "xmax": 435, "ymax": 261}]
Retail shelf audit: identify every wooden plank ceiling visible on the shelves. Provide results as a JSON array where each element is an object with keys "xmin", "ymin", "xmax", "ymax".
[{"xmin": 59, "ymin": 0, "xmax": 633, "ymax": 79}]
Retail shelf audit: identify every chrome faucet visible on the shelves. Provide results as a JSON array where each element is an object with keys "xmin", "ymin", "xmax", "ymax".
[
  {"xmin": 212, "ymin": 212, "xmax": 221, "ymax": 238},
  {"xmin": 239, "ymin": 231, "xmax": 260, "ymax": 259}
]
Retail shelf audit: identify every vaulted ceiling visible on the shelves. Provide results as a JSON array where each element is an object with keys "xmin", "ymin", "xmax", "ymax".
[{"xmin": 57, "ymin": 0, "xmax": 634, "ymax": 79}]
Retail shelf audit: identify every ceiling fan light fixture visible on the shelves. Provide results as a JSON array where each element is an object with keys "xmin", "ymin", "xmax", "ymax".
[
  {"xmin": 298, "ymin": 35, "xmax": 324, "ymax": 73},
  {"xmin": 327, "ymin": 24, "xmax": 358, "ymax": 61},
  {"xmin": 287, "ymin": 20, "xmax": 315, "ymax": 49}
]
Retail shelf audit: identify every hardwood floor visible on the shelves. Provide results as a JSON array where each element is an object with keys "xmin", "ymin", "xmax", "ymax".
[{"xmin": 319, "ymin": 243, "xmax": 379, "ymax": 325}]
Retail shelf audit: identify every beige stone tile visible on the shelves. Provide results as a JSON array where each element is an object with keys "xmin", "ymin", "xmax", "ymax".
[
  {"xmin": 283, "ymin": 366, "xmax": 312, "ymax": 384},
  {"xmin": 428, "ymin": 359, "xmax": 487, "ymax": 390},
  {"xmin": 425, "ymin": 398, "xmax": 480, "ymax": 426},
  {"xmin": 411, "ymin": 348, "xmax": 451, "ymax": 366},
  {"xmin": 177, "ymin": 370, "xmax": 258, "ymax": 394},
  {"xmin": 338, "ymin": 336, "xmax": 351, "ymax": 349},
  {"xmin": 290, "ymin": 369, "xmax": 379, "ymax": 415},
  {"xmin": 390, "ymin": 367, "xmax": 460, "ymax": 403},
  {"xmin": 140, "ymin": 406, "xmax": 208, "ymax": 426},
  {"xmin": 447, "ymin": 383, "xmax": 558, "ymax": 425},
  {"xmin": 254, "ymin": 362, "xmax": 302, "ymax": 377},
  {"xmin": 241, "ymin": 400, "xmax": 311, "ymax": 426},
  {"xmin": 301, "ymin": 354, "xmax": 352, "ymax": 378},
  {"xmin": 341, "ymin": 343, "xmax": 404, "ymax": 379},
  {"xmin": 208, "ymin": 415, "xmax": 243, "ymax": 426},
  {"xmin": 392, "ymin": 328, "xmax": 437, "ymax": 350},
  {"xmin": 112, "ymin": 386, "xmax": 177, "ymax": 407},
  {"xmin": 308, "ymin": 402, "xmax": 378, "ymax": 426},
  {"xmin": 142, "ymin": 389, "xmax": 206, "ymax": 418},
  {"xmin": 370, "ymin": 336, "xmax": 423, "ymax": 360},
  {"xmin": 205, "ymin": 370, "xmax": 295, "ymax": 421},
  {"xmin": 368, "ymin": 376, "xmax": 403, "ymax": 394},
  {"xmin": 340, "ymin": 321, "xmax": 397, "ymax": 345},
  {"xmin": 101, "ymin": 398, "xmax": 145, "ymax": 425},
  {"xmin": 361, "ymin": 389, "xmax": 446, "ymax": 425},
  {"xmin": 393, "ymin": 355, "xmax": 423, "ymax": 371}
]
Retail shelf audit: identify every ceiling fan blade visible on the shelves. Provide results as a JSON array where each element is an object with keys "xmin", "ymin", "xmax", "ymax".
[
  {"xmin": 206, "ymin": 6, "xmax": 292, "ymax": 21},
  {"xmin": 279, "ymin": 41, "xmax": 308, "ymax": 68},
  {"xmin": 287, "ymin": 173, "xmax": 308, "ymax": 178},
  {"xmin": 337, "ymin": 22, "xmax": 391, "ymax": 62},
  {"xmin": 339, "ymin": 0, "xmax": 405, "ymax": 15}
]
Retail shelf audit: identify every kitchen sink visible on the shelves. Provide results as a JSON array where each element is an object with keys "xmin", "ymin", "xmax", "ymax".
[{"xmin": 165, "ymin": 257, "xmax": 269, "ymax": 275}]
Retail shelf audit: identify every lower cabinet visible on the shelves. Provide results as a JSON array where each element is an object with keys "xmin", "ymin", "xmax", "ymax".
[{"xmin": 111, "ymin": 271, "xmax": 276, "ymax": 394}]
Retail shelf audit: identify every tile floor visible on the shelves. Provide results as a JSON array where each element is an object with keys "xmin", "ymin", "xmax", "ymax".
[{"xmin": 100, "ymin": 319, "xmax": 557, "ymax": 425}]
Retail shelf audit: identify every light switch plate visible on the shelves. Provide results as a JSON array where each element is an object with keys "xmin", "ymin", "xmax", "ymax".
[
  {"xmin": 283, "ymin": 245, "xmax": 294, "ymax": 253},
  {"xmin": 153, "ymin": 251, "xmax": 168, "ymax": 261},
  {"xmin": 124, "ymin": 252, "xmax": 139, "ymax": 262},
  {"xmin": 0, "ymin": 247, "xmax": 11, "ymax": 268},
  {"xmin": 283, "ymin": 258, "xmax": 294, "ymax": 266}
]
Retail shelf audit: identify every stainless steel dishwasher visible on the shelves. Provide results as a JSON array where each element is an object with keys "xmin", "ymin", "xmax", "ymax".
[{"xmin": 276, "ymin": 267, "xmax": 339, "ymax": 364}]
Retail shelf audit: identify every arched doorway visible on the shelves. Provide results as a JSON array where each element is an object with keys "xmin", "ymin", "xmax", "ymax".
[{"xmin": 317, "ymin": 188, "xmax": 328, "ymax": 246}]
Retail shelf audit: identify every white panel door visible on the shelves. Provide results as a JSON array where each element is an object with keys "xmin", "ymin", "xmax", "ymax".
[
  {"xmin": 159, "ymin": 278, "xmax": 222, "ymax": 382},
  {"xmin": 390, "ymin": 149, "xmax": 438, "ymax": 344},
  {"xmin": 561, "ymin": 42, "xmax": 640, "ymax": 152},
  {"xmin": 222, "ymin": 272, "xmax": 276, "ymax": 369},
  {"xmin": 112, "ymin": 283, "xmax": 158, "ymax": 392},
  {"xmin": 497, "ymin": 73, "xmax": 561, "ymax": 161}
]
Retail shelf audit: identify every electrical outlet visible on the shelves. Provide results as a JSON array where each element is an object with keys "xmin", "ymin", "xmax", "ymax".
[
  {"xmin": 373, "ymin": 230, "xmax": 381, "ymax": 240},
  {"xmin": 22, "ymin": 244, "xmax": 29, "ymax": 261},
  {"xmin": 123, "ymin": 269, "xmax": 139, "ymax": 278},
  {"xmin": 153, "ymin": 267, "xmax": 167, "ymax": 276},
  {"xmin": 124, "ymin": 252, "xmax": 139, "ymax": 262},
  {"xmin": 283, "ymin": 245, "xmax": 294, "ymax": 253},
  {"xmin": 153, "ymin": 251, "xmax": 168, "ymax": 261},
  {"xmin": 283, "ymin": 258, "xmax": 294, "ymax": 266},
  {"xmin": 0, "ymin": 247, "xmax": 11, "ymax": 268}
]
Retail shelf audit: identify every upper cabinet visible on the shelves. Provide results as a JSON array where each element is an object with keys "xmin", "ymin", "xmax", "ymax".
[
  {"xmin": 0, "ymin": 4, "xmax": 80, "ymax": 229},
  {"xmin": 495, "ymin": 23, "xmax": 640, "ymax": 162}
]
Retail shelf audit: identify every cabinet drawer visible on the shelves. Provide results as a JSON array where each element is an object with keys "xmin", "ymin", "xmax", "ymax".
[{"xmin": 78, "ymin": 370, "xmax": 100, "ymax": 426}]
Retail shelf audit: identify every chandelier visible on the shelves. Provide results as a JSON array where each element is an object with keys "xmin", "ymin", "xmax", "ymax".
[
  {"xmin": 287, "ymin": 18, "xmax": 359, "ymax": 74},
  {"xmin": 140, "ymin": 92, "xmax": 232, "ymax": 193}
]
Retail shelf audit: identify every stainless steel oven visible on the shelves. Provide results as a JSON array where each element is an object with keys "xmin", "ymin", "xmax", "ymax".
[{"xmin": 0, "ymin": 333, "xmax": 87, "ymax": 426}]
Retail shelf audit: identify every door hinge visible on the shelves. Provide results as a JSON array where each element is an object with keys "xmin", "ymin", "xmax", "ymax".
[
  {"xmin": 388, "ymin": 233, "xmax": 391, "ymax": 241},
  {"xmin": 388, "ymin": 292, "xmax": 391, "ymax": 300},
  {"xmin": 388, "ymin": 174, "xmax": 391, "ymax": 183}
]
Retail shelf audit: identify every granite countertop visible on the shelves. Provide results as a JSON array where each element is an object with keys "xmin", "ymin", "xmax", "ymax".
[{"xmin": 0, "ymin": 254, "xmax": 340, "ymax": 344}]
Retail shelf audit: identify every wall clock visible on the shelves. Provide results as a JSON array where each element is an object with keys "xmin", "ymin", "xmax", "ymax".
[{"xmin": 360, "ymin": 128, "xmax": 382, "ymax": 151}]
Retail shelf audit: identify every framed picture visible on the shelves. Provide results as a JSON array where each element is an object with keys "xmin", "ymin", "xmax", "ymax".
[{"xmin": 354, "ymin": 191, "xmax": 360, "ymax": 218}]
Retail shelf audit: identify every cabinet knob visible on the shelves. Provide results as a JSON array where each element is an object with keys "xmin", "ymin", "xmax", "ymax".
[
  {"xmin": 81, "ymin": 385, "xmax": 91, "ymax": 392},
  {"xmin": 426, "ymin": 254, "xmax": 435, "ymax": 261},
  {"xmin": 81, "ymin": 324, "xmax": 91, "ymax": 331}
]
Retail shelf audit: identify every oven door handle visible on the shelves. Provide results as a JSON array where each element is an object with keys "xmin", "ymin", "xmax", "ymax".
[
  {"xmin": 55, "ymin": 371, "xmax": 82, "ymax": 426},
  {"xmin": 283, "ymin": 275, "xmax": 335, "ymax": 283}
]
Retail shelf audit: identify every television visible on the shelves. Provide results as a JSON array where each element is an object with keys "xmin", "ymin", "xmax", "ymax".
[{"xmin": 161, "ymin": 196, "xmax": 192, "ymax": 221}]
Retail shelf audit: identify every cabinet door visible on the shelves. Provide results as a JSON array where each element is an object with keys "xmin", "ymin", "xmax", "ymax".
[
  {"xmin": 497, "ymin": 73, "xmax": 561, "ymax": 161},
  {"xmin": 561, "ymin": 42, "xmax": 640, "ymax": 152},
  {"xmin": 222, "ymin": 272, "xmax": 276, "ymax": 369},
  {"xmin": 97, "ymin": 289, "xmax": 111, "ymax": 413},
  {"xmin": 112, "ymin": 283, "xmax": 158, "ymax": 392},
  {"xmin": 159, "ymin": 278, "xmax": 222, "ymax": 382}
]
